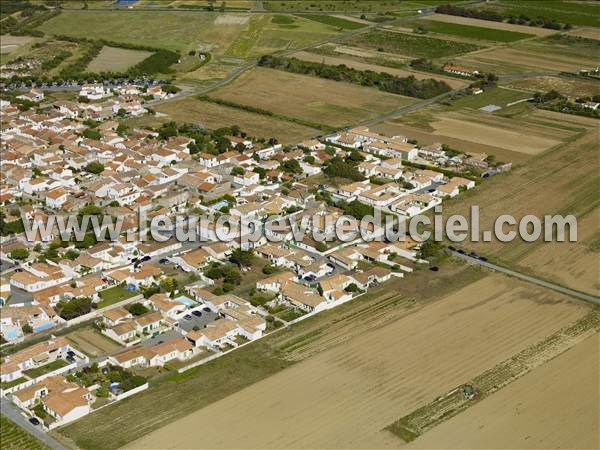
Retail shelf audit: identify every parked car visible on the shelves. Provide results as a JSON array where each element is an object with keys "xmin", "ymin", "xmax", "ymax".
[
  {"xmin": 28, "ymin": 417, "xmax": 40, "ymax": 426},
  {"xmin": 67, "ymin": 350, "xmax": 76, "ymax": 357},
  {"xmin": 457, "ymin": 249, "xmax": 466, "ymax": 254},
  {"xmin": 140, "ymin": 256, "xmax": 151, "ymax": 262},
  {"xmin": 66, "ymin": 356, "xmax": 75, "ymax": 363},
  {"xmin": 202, "ymin": 307, "xmax": 211, "ymax": 312},
  {"xmin": 158, "ymin": 258, "xmax": 169, "ymax": 264},
  {"xmin": 192, "ymin": 310, "xmax": 202, "ymax": 317},
  {"xmin": 429, "ymin": 266, "xmax": 439, "ymax": 272},
  {"xmin": 448, "ymin": 245, "xmax": 456, "ymax": 251},
  {"xmin": 479, "ymin": 256, "xmax": 488, "ymax": 262},
  {"xmin": 183, "ymin": 314, "xmax": 193, "ymax": 320}
]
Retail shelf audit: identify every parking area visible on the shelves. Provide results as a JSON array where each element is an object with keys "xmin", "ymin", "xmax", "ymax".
[
  {"xmin": 177, "ymin": 307, "xmax": 219, "ymax": 333},
  {"xmin": 140, "ymin": 329, "xmax": 185, "ymax": 348}
]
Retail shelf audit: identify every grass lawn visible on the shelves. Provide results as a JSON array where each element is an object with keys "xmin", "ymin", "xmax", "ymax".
[
  {"xmin": 349, "ymin": 30, "xmax": 481, "ymax": 58},
  {"xmin": 0, "ymin": 415, "xmax": 50, "ymax": 450},
  {"xmin": 23, "ymin": 359, "xmax": 69, "ymax": 379},
  {"xmin": 487, "ymin": 0, "xmax": 600, "ymax": 27},
  {"xmin": 414, "ymin": 19, "xmax": 534, "ymax": 42},
  {"xmin": 0, "ymin": 377, "xmax": 27, "ymax": 390},
  {"xmin": 97, "ymin": 285, "xmax": 137, "ymax": 309}
]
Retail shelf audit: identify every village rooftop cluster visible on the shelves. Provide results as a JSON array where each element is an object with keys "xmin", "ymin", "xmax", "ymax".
[{"xmin": 0, "ymin": 82, "xmax": 507, "ymax": 431}]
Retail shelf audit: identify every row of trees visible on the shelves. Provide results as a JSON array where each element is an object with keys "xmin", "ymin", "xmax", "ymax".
[
  {"xmin": 258, "ymin": 55, "xmax": 452, "ymax": 99},
  {"xmin": 435, "ymin": 4, "xmax": 571, "ymax": 30},
  {"xmin": 531, "ymin": 90, "xmax": 600, "ymax": 118}
]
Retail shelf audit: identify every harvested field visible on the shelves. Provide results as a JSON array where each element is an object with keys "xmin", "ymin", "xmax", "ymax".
[
  {"xmin": 506, "ymin": 75, "xmax": 600, "ymax": 99},
  {"xmin": 458, "ymin": 45, "xmax": 598, "ymax": 74},
  {"xmin": 129, "ymin": 274, "xmax": 590, "ymax": 449},
  {"xmin": 423, "ymin": 13, "xmax": 557, "ymax": 36},
  {"xmin": 291, "ymin": 51, "xmax": 469, "ymax": 89},
  {"xmin": 66, "ymin": 327, "xmax": 122, "ymax": 357},
  {"xmin": 153, "ymin": 97, "xmax": 321, "ymax": 143},
  {"xmin": 0, "ymin": 35, "xmax": 33, "ymax": 53},
  {"xmin": 566, "ymin": 27, "xmax": 600, "ymax": 40},
  {"xmin": 212, "ymin": 67, "xmax": 416, "ymax": 128},
  {"xmin": 407, "ymin": 333, "xmax": 599, "ymax": 450},
  {"xmin": 443, "ymin": 128, "xmax": 600, "ymax": 296},
  {"xmin": 87, "ymin": 46, "xmax": 153, "ymax": 72}
]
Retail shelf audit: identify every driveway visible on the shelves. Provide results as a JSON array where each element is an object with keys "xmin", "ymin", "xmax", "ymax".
[{"xmin": 177, "ymin": 308, "xmax": 218, "ymax": 333}]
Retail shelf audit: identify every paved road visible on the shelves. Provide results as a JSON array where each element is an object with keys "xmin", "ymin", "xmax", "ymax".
[
  {"xmin": 1, "ymin": 400, "xmax": 67, "ymax": 450},
  {"xmin": 451, "ymin": 250, "xmax": 600, "ymax": 304}
]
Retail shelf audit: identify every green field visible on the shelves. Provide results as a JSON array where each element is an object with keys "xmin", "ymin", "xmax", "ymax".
[
  {"xmin": 0, "ymin": 415, "xmax": 50, "ymax": 450},
  {"xmin": 447, "ymin": 87, "xmax": 532, "ymax": 110},
  {"xmin": 297, "ymin": 14, "xmax": 367, "ymax": 30},
  {"xmin": 23, "ymin": 359, "xmax": 69, "ymax": 379},
  {"xmin": 38, "ymin": 11, "xmax": 243, "ymax": 53},
  {"xmin": 487, "ymin": 0, "xmax": 600, "ymax": 28},
  {"xmin": 87, "ymin": 46, "xmax": 153, "ymax": 72},
  {"xmin": 263, "ymin": 0, "xmax": 457, "ymax": 12},
  {"xmin": 414, "ymin": 19, "xmax": 535, "ymax": 42},
  {"xmin": 349, "ymin": 30, "xmax": 481, "ymax": 58}
]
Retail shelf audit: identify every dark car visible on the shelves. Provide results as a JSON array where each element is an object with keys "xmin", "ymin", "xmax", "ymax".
[
  {"xmin": 448, "ymin": 245, "xmax": 456, "ymax": 251},
  {"xmin": 158, "ymin": 258, "xmax": 169, "ymax": 264},
  {"xmin": 479, "ymin": 256, "xmax": 488, "ymax": 262},
  {"xmin": 184, "ymin": 314, "xmax": 193, "ymax": 320},
  {"xmin": 140, "ymin": 256, "xmax": 151, "ymax": 262},
  {"xmin": 429, "ymin": 266, "xmax": 439, "ymax": 272},
  {"xmin": 67, "ymin": 350, "xmax": 76, "ymax": 357},
  {"xmin": 457, "ymin": 249, "xmax": 466, "ymax": 254},
  {"xmin": 203, "ymin": 307, "xmax": 211, "ymax": 312},
  {"xmin": 29, "ymin": 417, "xmax": 40, "ymax": 426},
  {"xmin": 468, "ymin": 252, "xmax": 478, "ymax": 258},
  {"xmin": 66, "ymin": 356, "xmax": 76, "ymax": 363},
  {"xmin": 192, "ymin": 310, "xmax": 202, "ymax": 317}
]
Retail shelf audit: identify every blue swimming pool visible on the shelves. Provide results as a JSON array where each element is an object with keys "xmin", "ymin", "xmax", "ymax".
[
  {"xmin": 2, "ymin": 326, "xmax": 20, "ymax": 341},
  {"xmin": 174, "ymin": 296, "xmax": 197, "ymax": 307},
  {"xmin": 211, "ymin": 200, "xmax": 229, "ymax": 211},
  {"xmin": 33, "ymin": 322, "xmax": 56, "ymax": 333}
]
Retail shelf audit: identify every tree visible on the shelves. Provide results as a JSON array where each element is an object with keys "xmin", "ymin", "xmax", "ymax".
[
  {"xmin": 231, "ymin": 166, "xmax": 245, "ymax": 176},
  {"xmin": 84, "ymin": 161, "xmax": 104, "ymax": 174},
  {"xmin": 10, "ymin": 248, "xmax": 29, "ymax": 260},
  {"xmin": 82, "ymin": 128, "xmax": 102, "ymax": 140},
  {"xmin": 142, "ymin": 284, "xmax": 160, "ymax": 299},
  {"xmin": 160, "ymin": 277, "xmax": 177, "ymax": 292},
  {"xmin": 22, "ymin": 324, "xmax": 33, "ymax": 334},
  {"xmin": 262, "ymin": 264, "xmax": 276, "ymax": 275},
  {"xmin": 418, "ymin": 239, "xmax": 446, "ymax": 260},
  {"xmin": 344, "ymin": 283, "xmax": 359, "ymax": 293},
  {"xmin": 96, "ymin": 386, "xmax": 109, "ymax": 397},
  {"xmin": 315, "ymin": 242, "xmax": 327, "ymax": 252},
  {"xmin": 280, "ymin": 159, "xmax": 302, "ymax": 174},
  {"xmin": 230, "ymin": 248, "xmax": 254, "ymax": 268},
  {"xmin": 128, "ymin": 302, "xmax": 149, "ymax": 316}
]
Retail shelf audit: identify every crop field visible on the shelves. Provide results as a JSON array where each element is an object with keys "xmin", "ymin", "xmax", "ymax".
[
  {"xmin": 442, "ymin": 126, "xmax": 600, "ymax": 296},
  {"xmin": 150, "ymin": 97, "xmax": 322, "ymax": 143},
  {"xmin": 297, "ymin": 14, "xmax": 367, "ymax": 30},
  {"xmin": 291, "ymin": 50, "xmax": 469, "ymax": 89},
  {"xmin": 38, "ymin": 11, "xmax": 249, "ymax": 53},
  {"xmin": 408, "ymin": 333, "xmax": 599, "ymax": 450},
  {"xmin": 212, "ymin": 67, "xmax": 417, "ymax": 128},
  {"xmin": 0, "ymin": 415, "xmax": 49, "ymax": 450},
  {"xmin": 348, "ymin": 30, "xmax": 481, "ymax": 58},
  {"xmin": 477, "ymin": 0, "xmax": 600, "ymax": 28},
  {"xmin": 409, "ymin": 18, "xmax": 535, "ymax": 42},
  {"xmin": 456, "ymin": 34, "xmax": 600, "ymax": 74},
  {"xmin": 87, "ymin": 46, "xmax": 153, "ymax": 72},
  {"xmin": 262, "ymin": 0, "xmax": 447, "ymax": 12},
  {"xmin": 129, "ymin": 274, "xmax": 590, "ymax": 449},
  {"xmin": 565, "ymin": 27, "xmax": 600, "ymax": 40},
  {"xmin": 506, "ymin": 75, "xmax": 600, "ymax": 99},
  {"xmin": 66, "ymin": 327, "xmax": 122, "ymax": 357},
  {"xmin": 422, "ymin": 12, "xmax": 558, "ymax": 36},
  {"xmin": 446, "ymin": 86, "xmax": 533, "ymax": 110}
]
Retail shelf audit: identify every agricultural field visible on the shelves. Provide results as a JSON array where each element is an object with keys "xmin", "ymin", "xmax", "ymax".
[
  {"xmin": 408, "ymin": 333, "xmax": 599, "ymax": 450},
  {"xmin": 474, "ymin": 0, "xmax": 600, "ymax": 28},
  {"xmin": 422, "ymin": 12, "xmax": 558, "ymax": 36},
  {"xmin": 87, "ymin": 46, "xmax": 153, "ymax": 72},
  {"xmin": 0, "ymin": 35, "xmax": 34, "ymax": 55},
  {"xmin": 222, "ymin": 13, "xmax": 342, "ymax": 58},
  {"xmin": 291, "ymin": 50, "xmax": 469, "ymax": 89},
  {"xmin": 262, "ymin": 0, "xmax": 446, "ymax": 12},
  {"xmin": 442, "ymin": 126, "xmax": 600, "ymax": 296},
  {"xmin": 0, "ymin": 415, "xmax": 49, "ymax": 450},
  {"xmin": 129, "ymin": 273, "xmax": 590, "ymax": 449},
  {"xmin": 404, "ymin": 17, "xmax": 536, "ymax": 42},
  {"xmin": 66, "ymin": 326, "xmax": 122, "ymax": 357},
  {"xmin": 146, "ymin": 97, "xmax": 322, "ymax": 143},
  {"xmin": 38, "ymin": 11, "xmax": 249, "ymax": 53},
  {"xmin": 347, "ymin": 29, "xmax": 482, "ymax": 58},
  {"xmin": 212, "ymin": 66, "xmax": 417, "ymax": 128},
  {"xmin": 565, "ymin": 27, "xmax": 600, "ymax": 40},
  {"xmin": 297, "ymin": 14, "xmax": 368, "ymax": 30},
  {"xmin": 456, "ymin": 34, "xmax": 600, "ymax": 74},
  {"xmin": 373, "ymin": 97, "xmax": 584, "ymax": 165},
  {"xmin": 506, "ymin": 75, "xmax": 600, "ymax": 99}
]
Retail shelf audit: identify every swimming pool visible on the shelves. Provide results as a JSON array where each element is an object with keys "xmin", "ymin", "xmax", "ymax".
[
  {"xmin": 211, "ymin": 200, "xmax": 229, "ymax": 211},
  {"xmin": 2, "ymin": 326, "xmax": 20, "ymax": 341},
  {"xmin": 174, "ymin": 296, "xmax": 197, "ymax": 307}
]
